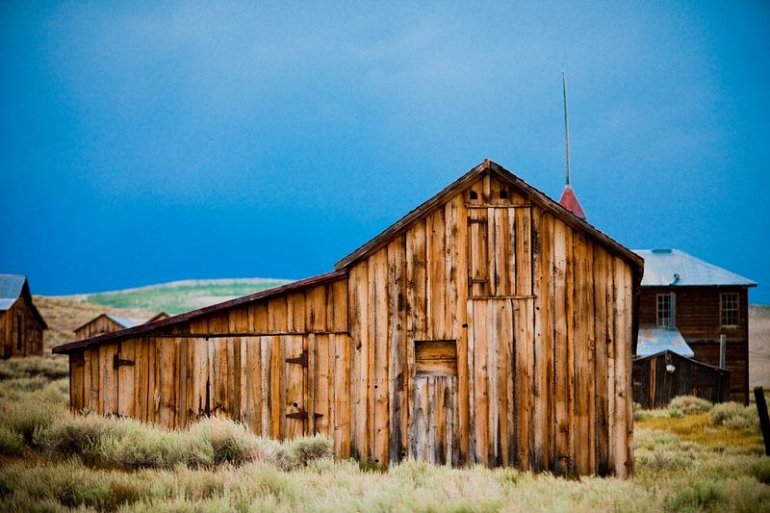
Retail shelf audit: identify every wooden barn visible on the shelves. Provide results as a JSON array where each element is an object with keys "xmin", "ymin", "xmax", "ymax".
[
  {"xmin": 75, "ymin": 312, "xmax": 169, "ymax": 340},
  {"xmin": 632, "ymin": 350, "xmax": 730, "ymax": 409},
  {"xmin": 1, "ymin": 274, "xmax": 47, "ymax": 358},
  {"xmin": 53, "ymin": 160, "xmax": 643, "ymax": 477},
  {"xmin": 633, "ymin": 249, "xmax": 756, "ymax": 404}
]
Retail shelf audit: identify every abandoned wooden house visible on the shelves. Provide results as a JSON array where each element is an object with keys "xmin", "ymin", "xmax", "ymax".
[
  {"xmin": 633, "ymin": 249, "xmax": 756, "ymax": 404},
  {"xmin": 53, "ymin": 160, "xmax": 642, "ymax": 477},
  {"xmin": 1, "ymin": 274, "xmax": 47, "ymax": 358},
  {"xmin": 75, "ymin": 312, "xmax": 169, "ymax": 340}
]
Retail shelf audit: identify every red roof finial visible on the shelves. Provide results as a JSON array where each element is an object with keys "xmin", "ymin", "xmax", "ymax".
[{"xmin": 559, "ymin": 185, "xmax": 586, "ymax": 220}]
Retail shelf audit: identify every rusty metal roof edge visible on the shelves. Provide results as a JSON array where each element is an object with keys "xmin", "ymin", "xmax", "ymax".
[
  {"xmin": 633, "ymin": 349, "xmax": 731, "ymax": 373},
  {"xmin": 52, "ymin": 269, "xmax": 348, "ymax": 354}
]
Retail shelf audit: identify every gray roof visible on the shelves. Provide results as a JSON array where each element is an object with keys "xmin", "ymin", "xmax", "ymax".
[
  {"xmin": 106, "ymin": 315, "xmax": 149, "ymax": 329},
  {"xmin": 0, "ymin": 274, "xmax": 26, "ymax": 311},
  {"xmin": 636, "ymin": 327, "xmax": 694, "ymax": 357},
  {"xmin": 633, "ymin": 249, "xmax": 757, "ymax": 287}
]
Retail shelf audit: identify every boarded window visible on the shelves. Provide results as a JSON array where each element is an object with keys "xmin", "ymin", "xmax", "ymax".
[
  {"xmin": 415, "ymin": 340, "xmax": 457, "ymax": 376},
  {"xmin": 467, "ymin": 211, "xmax": 489, "ymax": 296},
  {"xmin": 720, "ymin": 293, "xmax": 739, "ymax": 326}
]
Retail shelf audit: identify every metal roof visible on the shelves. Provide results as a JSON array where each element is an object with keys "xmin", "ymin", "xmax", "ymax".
[
  {"xmin": 106, "ymin": 315, "xmax": 149, "ymax": 329},
  {"xmin": 636, "ymin": 327, "xmax": 694, "ymax": 357},
  {"xmin": 633, "ymin": 249, "xmax": 757, "ymax": 287},
  {"xmin": 0, "ymin": 274, "xmax": 26, "ymax": 311}
]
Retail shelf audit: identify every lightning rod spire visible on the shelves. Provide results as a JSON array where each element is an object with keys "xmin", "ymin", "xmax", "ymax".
[{"xmin": 562, "ymin": 67, "xmax": 571, "ymax": 187}]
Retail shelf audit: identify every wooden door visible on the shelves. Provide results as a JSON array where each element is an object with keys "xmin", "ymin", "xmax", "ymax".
[
  {"xmin": 411, "ymin": 340, "xmax": 459, "ymax": 464},
  {"xmin": 412, "ymin": 375, "xmax": 458, "ymax": 464},
  {"xmin": 284, "ymin": 335, "xmax": 309, "ymax": 438}
]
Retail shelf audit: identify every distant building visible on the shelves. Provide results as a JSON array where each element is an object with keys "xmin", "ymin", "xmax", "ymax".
[
  {"xmin": 74, "ymin": 312, "xmax": 169, "ymax": 340},
  {"xmin": 633, "ymin": 249, "xmax": 756, "ymax": 404},
  {"xmin": 0, "ymin": 274, "xmax": 47, "ymax": 358}
]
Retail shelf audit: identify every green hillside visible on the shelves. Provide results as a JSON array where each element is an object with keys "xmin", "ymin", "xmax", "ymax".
[{"xmin": 71, "ymin": 278, "xmax": 292, "ymax": 315}]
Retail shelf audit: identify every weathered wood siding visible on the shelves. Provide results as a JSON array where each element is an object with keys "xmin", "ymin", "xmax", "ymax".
[
  {"xmin": 1, "ymin": 297, "xmax": 44, "ymax": 358},
  {"xmin": 66, "ymin": 169, "xmax": 637, "ymax": 477},
  {"xmin": 638, "ymin": 286, "xmax": 750, "ymax": 403},
  {"xmin": 632, "ymin": 351, "xmax": 730, "ymax": 409},
  {"xmin": 343, "ymin": 172, "xmax": 634, "ymax": 476}
]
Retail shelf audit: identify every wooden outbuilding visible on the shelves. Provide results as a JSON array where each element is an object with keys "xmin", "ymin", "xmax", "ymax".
[
  {"xmin": 53, "ymin": 160, "xmax": 642, "ymax": 477},
  {"xmin": 634, "ymin": 249, "xmax": 756, "ymax": 403},
  {"xmin": 75, "ymin": 312, "xmax": 169, "ymax": 340},
  {"xmin": 1, "ymin": 274, "xmax": 47, "ymax": 358},
  {"xmin": 632, "ymin": 350, "xmax": 730, "ymax": 409}
]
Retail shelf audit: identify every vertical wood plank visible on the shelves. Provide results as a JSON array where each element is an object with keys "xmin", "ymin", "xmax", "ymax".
[
  {"xmin": 552, "ymin": 220, "xmax": 570, "ymax": 475},
  {"xmin": 369, "ymin": 248, "xmax": 389, "ymax": 466},
  {"xmin": 388, "ymin": 237, "xmax": 407, "ymax": 465},
  {"xmin": 593, "ymin": 248, "xmax": 611, "ymax": 475},
  {"xmin": 472, "ymin": 300, "xmax": 489, "ymax": 466},
  {"xmin": 349, "ymin": 261, "xmax": 369, "ymax": 459}
]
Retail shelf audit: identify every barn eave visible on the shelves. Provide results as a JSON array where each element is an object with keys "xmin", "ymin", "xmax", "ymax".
[{"xmin": 52, "ymin": 269, "xmax": 347, "ymax": 355}]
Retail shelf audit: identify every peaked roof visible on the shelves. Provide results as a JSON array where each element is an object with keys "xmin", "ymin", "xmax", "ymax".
[
  {"xmin": 336, "ymin": 160, "xmax": 641, "ymax": 271},
  {"xmin": 636, "ymin": 327, "xmax": 694, "ymax": 357},
  {"xmin": 633, "ymin": 249, "xmax": 756, "ymax": 287},
  {"xmin": 0, "ymin": 274, "xmax": 47, "ymax": 328},
  {"xmin": 0, "ymin": 274, "xmax": 26, "ymax": 311},
  {"xmin": 54, "ymin": 159, "xmax": 643, "ymax": 355},
  {"xmin": 75, "ymin": 312, "xmax": 169, "ymax": 333},
  {"xmin": 558, "ymin": 185, "xmax": 586, "ymax": 220}
]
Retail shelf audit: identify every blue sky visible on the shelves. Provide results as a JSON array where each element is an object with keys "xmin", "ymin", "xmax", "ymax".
[{"xmin": 1, "ymin": 1, "xmax": 768, "ymax": 303}]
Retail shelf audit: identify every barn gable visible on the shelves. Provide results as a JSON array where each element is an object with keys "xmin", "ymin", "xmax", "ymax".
[{"xmin": 53, "ymin": 160, "xmax": 641, "ymax": 477}]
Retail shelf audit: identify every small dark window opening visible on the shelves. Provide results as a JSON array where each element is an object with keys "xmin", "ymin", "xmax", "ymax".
[
  {"xmin": 469, "ymin": 190, "xmax": 478, "ymax": 200},
  {"xmin": 500, "ymin": 189, "xmax": 509, "ymax": 199},
  {"xmin": 16, "ymin": 314, "xmax": 23, "ymax": 351}
]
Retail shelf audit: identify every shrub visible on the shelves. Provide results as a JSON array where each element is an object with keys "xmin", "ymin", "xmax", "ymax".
[
  {"xmin": 34, "ymin": 413, "xmax": 120, "ymax": 462},
  {"xmin": 666, "ymin": 478, "xmax": 726, "ymax": 511},
  {"xmin": 276, "ymin": 435, "xmax": 333, "ymax": 470},
  {"xmin": 667, "ymin": 407, "xmax": 683, "ymax": 419},
  {"xmin": 711, "ymin": 402, "xmax": 759, "ymax": 432},
  {"xmin": 0, "ymin": 426, "xmax": 24, "ymax": 456},
  {"xmin": 0, "ymin": 399, "xmax": 56, "ymax": 446},
  {"xmin": 669, "ymin": 395, "xmax": 713, "ymax": 415},
  {"xmin": 193, "ymin": 417, "xmax": 256, "ymax": 466}
]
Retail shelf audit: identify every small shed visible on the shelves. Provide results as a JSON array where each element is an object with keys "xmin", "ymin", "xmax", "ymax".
[
  {"xmin": 632, "ymin": 350, "xmax": 730, "ymax": 409},
  {"xmin": 0, "ymin": 274, "xmax": 47, "ymax": 358},
  {"xmin": 54, "ymin": 160, "xmax": 642, "ymax": 477},
  {"xmin": 75, "ymin": 312, "xmax": 169, "ymax": 340}
]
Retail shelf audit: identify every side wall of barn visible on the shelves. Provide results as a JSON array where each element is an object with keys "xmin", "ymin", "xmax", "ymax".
[
  {"xmin": 68, "ymin": 279, "xmax": 356, "ymax": 456},
  {"xmin": 344, "ymin": 172, "xmax": 635, "ymax": 477}
]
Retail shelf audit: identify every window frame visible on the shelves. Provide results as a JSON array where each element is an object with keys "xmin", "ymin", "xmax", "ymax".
[
  {"xmin": 656, "ymin": 292, "xmax": 675, "ymax": 328},
  {"xmin": 720, "ymin": 292, "xmax": 739, "ymax": 327}
]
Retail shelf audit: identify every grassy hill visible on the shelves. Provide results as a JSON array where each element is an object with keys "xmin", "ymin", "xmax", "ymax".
[{"xmin": 60, "ymin": 278, "xmax": 291, "ymax": 316}]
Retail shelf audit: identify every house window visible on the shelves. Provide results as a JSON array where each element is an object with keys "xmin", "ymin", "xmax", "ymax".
[
  {"xmin": 657, "ymin": 293, "xmax": 675, "ymax": 328},
  {"xmin": 720, "ymin": 293, "xmax": 739, "ymax": 326}
]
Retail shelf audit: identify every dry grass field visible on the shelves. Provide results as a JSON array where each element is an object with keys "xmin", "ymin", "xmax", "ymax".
[
  {"xmin": 0, "ymin": 296, "xmax": 766, "ymax": 511},
  {"xmin": 750, "ymin": 305, "xmax": 770, "ymax": 388}
]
